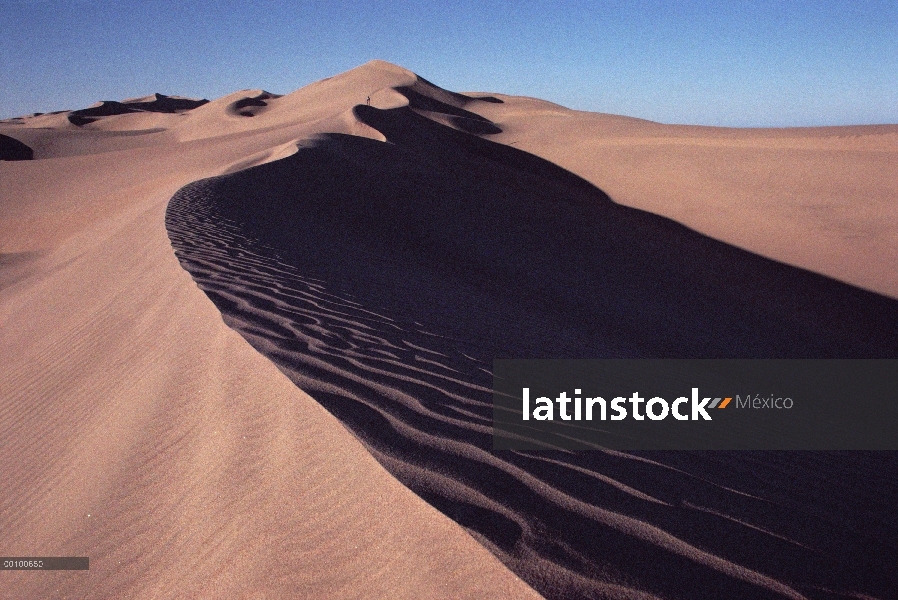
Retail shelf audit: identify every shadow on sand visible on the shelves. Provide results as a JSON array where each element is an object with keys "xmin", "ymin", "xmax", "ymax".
[
  {"xmin": 66, "ymin": 93, "xmax": 209, "ymax": 126},
  {"xmin": 0, "ymin": 133, "xmax": 33, "ymax": 160},
  {"xmin": 166, "ymin": 102, "xmax": 898, "ymax": 599}
]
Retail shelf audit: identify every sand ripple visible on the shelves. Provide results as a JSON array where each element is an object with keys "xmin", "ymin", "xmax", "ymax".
[{"xmin": 166, "ymin": 107, "xmax": 898, "ymax": 599}]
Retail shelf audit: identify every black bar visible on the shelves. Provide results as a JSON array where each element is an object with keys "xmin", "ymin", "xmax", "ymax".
[{"xmin": 1, "ymin": 557, "xmax": 89, "ymax": 570}]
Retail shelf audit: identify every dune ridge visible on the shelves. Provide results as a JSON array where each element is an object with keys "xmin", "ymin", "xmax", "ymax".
[
  {"xmin": 466, "ymin": 97, "xmax": 898, "ymax": 299},
  {"xmin": 166, "ymin": 68, "xmax": 898, "ymax": 599},
  {"xmin": 3, "ymin": 59, "xmax": 897, "ymax": 599},
  {"xmin": 0, "ymin": 61, "xmax": 549, "ymax": 599},
  {"xmin": 64, "ymin": 93, "xmax": 210, "ymax": 126}
]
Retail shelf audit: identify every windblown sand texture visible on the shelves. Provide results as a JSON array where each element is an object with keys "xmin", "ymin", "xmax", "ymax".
[{"xmin": 2, "ymin": 60, "xmax": 898, "ymax": 599}]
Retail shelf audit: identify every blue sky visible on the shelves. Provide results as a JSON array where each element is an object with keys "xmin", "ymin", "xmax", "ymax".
[{"xmin": 2, "ymin": 0, "xmax": 896, "ymax": 126}]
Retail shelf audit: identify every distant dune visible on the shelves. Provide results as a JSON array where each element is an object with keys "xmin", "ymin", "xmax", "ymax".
[{"xmin": 2, "ymin": 60, "xmax": 897, "ymax": 599}]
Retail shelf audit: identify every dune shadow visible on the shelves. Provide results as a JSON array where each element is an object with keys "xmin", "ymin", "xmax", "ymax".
[
  {"xmin": 166, "ymin": 104, "xmax": 898, "ymax": 599},
  {"xmin": 227, "ymin": 92, "xmax": 280, "ymax": 118},
  {"xmin": 0, "ymin": 133, "xmax": 33, "ymax": 160},
  {"xmin": 67, "ymin": 93, "xmax": 209, "ymax": 126},
  {"xmin": 395, "ymin": 85, "xmax": 501, "ymax": 129},
  {"xmin": 181, "ymin": 104, "xmax": 896, "ymax": 359}
]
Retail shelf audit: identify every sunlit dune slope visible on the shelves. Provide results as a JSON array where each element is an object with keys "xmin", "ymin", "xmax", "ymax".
[{"xmin": 0, "ymin": 61, "xmax": 545, "ymax": 600}]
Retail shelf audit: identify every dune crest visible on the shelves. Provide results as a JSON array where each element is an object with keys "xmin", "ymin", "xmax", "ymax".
[
  {"xmin": 0, "ymin": 62, "xmax": 548, "ymax": 599},
  {"xmin": 3, "ymin": 60, "xmax": 897, "ymax": 599},
  {"xmin": 468, "ymin": 97, "xmax": 898, "ymax": 297},
  {"xmin": 165, "ymin": 65, "xmax": 898, "ymax": 599}
]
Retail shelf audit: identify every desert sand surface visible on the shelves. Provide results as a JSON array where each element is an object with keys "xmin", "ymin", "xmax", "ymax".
[
  {"xmin": 2, "ymin": 60, "xmax": 897, "ymax": 599},
  {"xmin": 0, "ymin": 62, "xmax": 542, "ymax": 600},
  {"xmin": 468, "ymin": 96, "xmax": 898, "ymax": 299}
]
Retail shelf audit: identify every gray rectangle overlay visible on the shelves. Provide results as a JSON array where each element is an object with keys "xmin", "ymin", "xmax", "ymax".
[
  {"xmin": 493, "ymin": 359, "xmax": 898, "ymax": 450},
  {"xmin": 1, "ymin": 557, "xmax": 89, "ymax": 570}
]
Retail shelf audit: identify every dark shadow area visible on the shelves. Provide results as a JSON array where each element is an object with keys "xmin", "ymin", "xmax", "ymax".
[
  {"xmin": 228, "ymin": 92, "xmax": 280, "ymax": 117},
  {"xmin": 396, "ymin": 85, "xmax": 499, "ymax": 126},
  {"xmin": 232, "ymin": 97, "xmax": 268, "ymax": 111},
  {"xmin": 189, "ymin": 104, "xmax": 896, "ymax": 359},
  {"xmin": 472, "ymin": 95, "xmax": 504, "ymax": 103},
  {"xmin": 0, "ymin": 133, "xmax": 33, "ymax": 160},
  {"xmin": 66, "ymin": 93, "xmax": 209, "ymax": 126},
  {"xmin": 446, "ymin": 114, "xmax": 503, "ymax": 135},
  {"xmin": 414, "ymin": 75, "xmax": 503, "ymax": 105},
  {"xmin": 166, "ymin": 102, "xmax": 898, "ymax": 599}
]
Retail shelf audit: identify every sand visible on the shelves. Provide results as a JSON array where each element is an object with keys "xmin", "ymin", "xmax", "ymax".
[
  {"xmin": 0, "ymin": 62, "xmax": 541, "ymax": 599},
  {"xmin": 2, "ymin": 60, "xmax": 897, "ymax": 599},
  {"xmin": 469, "ymin": 97, "xmax": 898, "ymax": 299}
]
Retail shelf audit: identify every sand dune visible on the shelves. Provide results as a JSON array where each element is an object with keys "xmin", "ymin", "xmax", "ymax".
[
  {"xmin": 0, "ymin": 62, "xmax": 543, "ymax": 599},
  {"xmin": 468, "ymin": 98, "xmax": 898, "ymax": 298},
  {"xmin": 64, "ymin": 93, "xmax": 209, "ymax": 126},
  {"xmin": 2, "ymin": 60, "xmax": 897, "ymax": 599},
  {"xmin": 165, "ymin": 69, "xmax": 898, "ymax": 599},
  {"xmin": 171, "ymin": 101, "xmax": 897, "ymax": 359}
]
